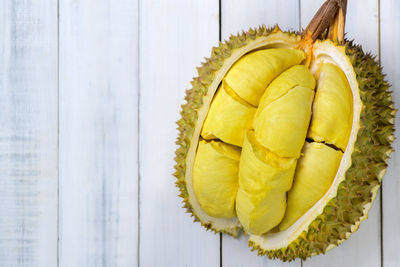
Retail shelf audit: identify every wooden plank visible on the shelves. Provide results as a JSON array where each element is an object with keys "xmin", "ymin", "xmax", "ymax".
[
  {"xmin": 58, "ymin": 1, "xmax": 139, "ymax": 266},
  {"xmin": 221, "ymin": 1, "xmax": 301, "ymax": 266},
  {"xmin": 301, "ymin": 0, "xmax": 382, "ymax": 266},
  {"xmin": 221, "ymin": 0, "xmax": 300, "ymax": 40},
  {"xmin": 0, "ymin": 0, "xmax": 58, "ymax": 266},
  {"xmin": 138, "ymin": 0, "xmax": 220, "ymax": 266},
  {"xmin": 381, "ymin": 0, "xmax": 400, "ymax": 266}
]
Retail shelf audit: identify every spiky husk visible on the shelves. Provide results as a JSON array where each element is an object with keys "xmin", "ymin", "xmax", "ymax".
[
  {"xmin": 249, "ymin": 40, "xmax": 395, "ymax": 261},
  {"xmin": 174, "ymin": 27, "xmax": 395, "ymax": 258}
]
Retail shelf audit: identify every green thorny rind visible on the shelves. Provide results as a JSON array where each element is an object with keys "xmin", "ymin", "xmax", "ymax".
[
  {"xmin": 173, "ymin": 25, "xmax": 298, "ymax": 236},
  {"xmin": 249, "ymin": 40, "xmax": 396, "ymax": 261}
]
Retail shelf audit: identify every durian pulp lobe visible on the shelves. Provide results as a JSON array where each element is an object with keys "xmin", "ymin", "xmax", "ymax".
[
  {"xmin": 193, "ymin": 140, "xmax": 241, "ymax": 218},
  {"xmin": 279, "ymin": 142, "xmax": 343, "ymax": 231},
  {"xmin": 308, "ymin": 62, "xmax": 353, "ymax": 151},
  {"xmin": 257, "ymin": 65, "xmax": 316, "ymax": 111},
  {"xmin": 236, "ymin": 130, "xmax": 297, "ymax": 235},
  {"xmin": 224, "ymin": 48, "xmax": 306, "ymax": 106},
  {"xmin": 254, "ymin": 86, "xmax": 315, "ymax": 158},
  {"xmin": 201, "ymin": 82, "xmax": 256, "ymax": 147}
]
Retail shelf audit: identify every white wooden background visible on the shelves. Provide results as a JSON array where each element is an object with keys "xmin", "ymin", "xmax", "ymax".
[{"xmin": 0, "ymin": 0, "xmax": 398, "ymax": 266}]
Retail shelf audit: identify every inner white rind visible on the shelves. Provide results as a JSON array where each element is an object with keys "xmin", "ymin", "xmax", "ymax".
[
  {"xmin": 249, "ymin": 40, "xmax": 363, "ymax": 250},
  {"xmin": 185, "ymin": 32, "xmax": 301, "ymax": 235}
]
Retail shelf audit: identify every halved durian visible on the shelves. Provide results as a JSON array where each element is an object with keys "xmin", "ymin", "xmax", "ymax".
[{"xmin": 175, "ymin": 0, "xmax": 395, "ymax": 261}]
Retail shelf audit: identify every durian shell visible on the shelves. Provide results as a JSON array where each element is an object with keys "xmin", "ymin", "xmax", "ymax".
[{"xmin": 174, "ymin": 26, "xmax": 395, "ymax": 260}]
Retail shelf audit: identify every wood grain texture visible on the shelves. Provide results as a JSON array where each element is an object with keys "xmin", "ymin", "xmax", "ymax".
[
  {"xmin": 221, "ymin": 1, "xmax": 301, "ymax": 266},
  {"xmin": 221, "ymin": 0, "xmax": 300, "ymax": 41},
  {"xmin": 1, "ymin": 1, "xmax": 399, "ymax": 266},
  {"xmin": 301, "ymin": 0, "xmax": 382, "ymax": 266},
  {"xmin": 138, "ymin": 1, "xmax": 220, "ymax": 266},
  {"xmin": 381, "ymin": 0, "xmax": 400, "ymax": 266},
  {"xmin": 58, "ymin": 1, "xmax": 139, "ymax": 266},
  {"xmin": 0, "ymin": 0, "xmax": 58, "ymax": 266}
]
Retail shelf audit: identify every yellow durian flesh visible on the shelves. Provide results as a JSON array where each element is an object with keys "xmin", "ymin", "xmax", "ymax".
[
  {"xmin": 192, "ymin": 45, "xmax": 356, "ymax": 241},
  {"xmin": 193, "ymin": 140, "xmax": 241, "ymax": 218},
  {"xmin": 254, "ymin": 86, "xmax": 315, "ymax": 158},
  {"xmin": 307, "ymin": 63, "xmax": 353, "ymax": 151},
  {"xmin": 236, "ymin": 130, "xmax": 297, "ymax": 235},
  {"xmin": 237, "ymin": 189, "xmax": 286, "ymax": 235},
  {"xmin": 257, "ymin": 65, "xmax": 316, "ymax": 111},
  {"xmin": 201, "ymin": 82, "xmax": 256, "ymax": 147},
  {"xmin": 279, "ymin": 142, "xmax": 343, "ymax": 231},
  {"xmin": 224, "ymin": 48, "xmax": 306, "ymax": 106}
]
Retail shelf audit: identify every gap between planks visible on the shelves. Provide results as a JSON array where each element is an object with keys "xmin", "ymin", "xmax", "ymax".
[
  {"xmin": 378, "ymin": 0, "xmax": 383, "ymax": 265},
  {"xmin": 219, "ymin": 0, "xmax": 223, "ymax": 266},
  {"xmin": 57, "ymin": 0, "xmax": 60, "ymax": 265},
  {"xmin": 137, "ymin": 0, "xmax": 142, "ymax": 265}
]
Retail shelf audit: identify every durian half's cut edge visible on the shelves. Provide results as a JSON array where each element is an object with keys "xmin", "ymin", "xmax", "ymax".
[
  {"xmin": 249, "ymin": 40, "xmax": 364, "ymax": 251},
  {"xmin": 184, "ymin": 31, "xmax": 301, "ymax": 236}
]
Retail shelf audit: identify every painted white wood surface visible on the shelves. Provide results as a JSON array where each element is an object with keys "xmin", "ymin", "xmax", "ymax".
[
  {"xmin": 221, "ymin": 0, "xmax": 300, "ymax": 40},
  {"xmin": 301, "ymin": 1, "xmax": 382, "ymax": 266},
  {"xmin": 1, "ymin": 0, "xmax": 400, "ymax": 266},
  {"xmin": 138, "ymin": 1, "xmax": 220, "ymax": 267},
  {"xmin": 58, "ymin": 1, "xmax": 139, "ymax": 266},
  {"xmin": 221, "ymin": 1, "xmax": 301, "ymax": 266},
  {"xmin": 381, "ymin": 0, "xmax": 400, "ymax": 266},
  {"xmin": 0, "ymin": 0, "xmax": 58, "ymax": 266}
]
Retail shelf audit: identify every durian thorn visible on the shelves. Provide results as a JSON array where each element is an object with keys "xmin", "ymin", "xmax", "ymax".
[{"xmin": 302, "ymin": 0, "xmax": 347, "ymax": 44}]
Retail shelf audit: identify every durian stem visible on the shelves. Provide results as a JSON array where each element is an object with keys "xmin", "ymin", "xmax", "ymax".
[{"xmin": 302, "ymin": 0, "xmax": 347, "ymax": 44}]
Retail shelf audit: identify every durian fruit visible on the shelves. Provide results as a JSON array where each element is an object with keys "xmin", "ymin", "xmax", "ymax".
[
  {"xmin": 279, "ymin": 142, "xmax": 343, "ymax": 231},
  {"xmin": 174, "ymin": 0, "xmax": 395, "ymax": 261},
  {"xmin": 193, "ymin": 140, "xmax": 241, "ymax": 218},
  {"xmin": 201, "ymin": 82, "xmax": 256, "ymax": 147}
]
